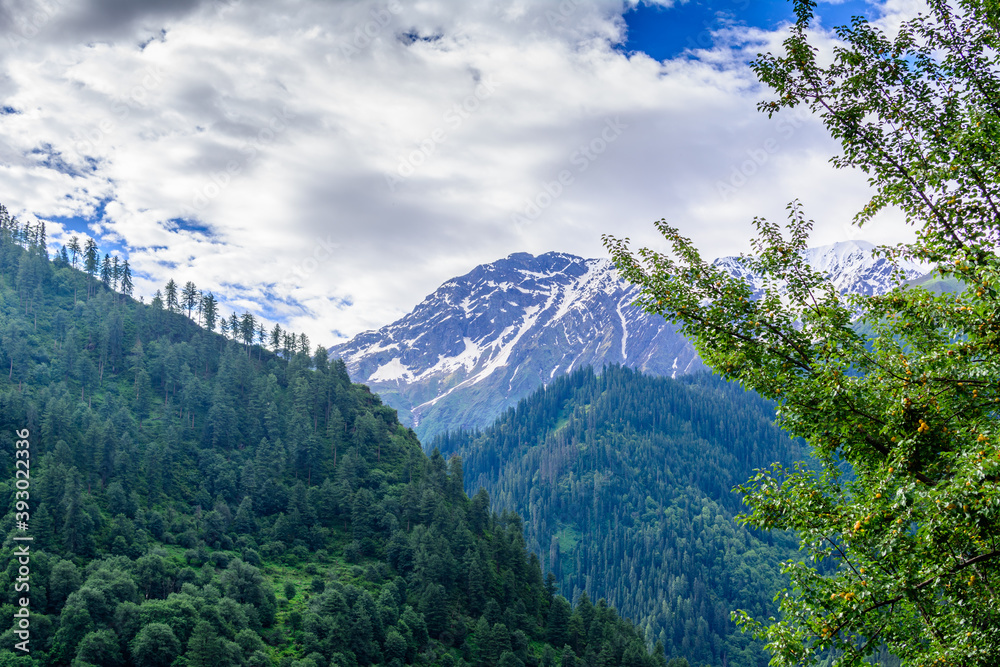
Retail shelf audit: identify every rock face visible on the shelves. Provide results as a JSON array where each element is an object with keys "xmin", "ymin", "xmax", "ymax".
[{"xmin": 331, "ymin": 241, "xmax": 926, "ymax": 440}]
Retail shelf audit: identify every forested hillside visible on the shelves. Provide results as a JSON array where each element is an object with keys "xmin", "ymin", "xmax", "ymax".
[
  {"xmin": 435, "ymin": 366, "xmax": 803, "ymax": 667},
  {"xmin": 0, "ymin": 208, "xmax": 667, "ymax": 667}
]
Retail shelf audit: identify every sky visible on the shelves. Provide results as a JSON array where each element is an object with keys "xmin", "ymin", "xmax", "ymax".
[{"xmin": 0, "ymin": 0, "xmax": 924, "ymax": 345}]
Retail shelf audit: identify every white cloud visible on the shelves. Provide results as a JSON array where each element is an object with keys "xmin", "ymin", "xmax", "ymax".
[{"xmin": 0, "ymin": 0, "xmax": 917, "ymax": 345}]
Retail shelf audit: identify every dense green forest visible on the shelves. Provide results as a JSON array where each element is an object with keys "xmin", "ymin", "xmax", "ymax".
[
  {"xmin": 0, "ymin": 206, "xmax": 669, "ymax": 667},
  {"xmin": 434, "ymin": 366, "xmax": 804, "ymax": 667}
]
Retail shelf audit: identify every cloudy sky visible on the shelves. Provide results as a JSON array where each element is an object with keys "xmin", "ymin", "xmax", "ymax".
[{"xmin": 0, "ymin": 0, "xmax": 922, "ymax": 344}]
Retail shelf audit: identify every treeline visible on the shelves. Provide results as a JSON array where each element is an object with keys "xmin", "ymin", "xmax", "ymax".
[
  {"xmin": 0, "ymin": 202, "xmax": 311, "ymax": 362},
  {"xmin": 0, "ymin": 205, "xmax": 668, "ymax": 666},
  {"xmin": 435, "ymin": 365, "xmax": 805, "ymax": 667},
  {"xmin": 148, "ymin": 279, "xmax": 311, "ymax": 359}
]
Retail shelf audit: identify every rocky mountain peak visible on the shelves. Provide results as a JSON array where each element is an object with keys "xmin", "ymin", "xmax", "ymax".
[{"xmin": 332, "ymin": 243, "xmax": 927, "ymax": 439}]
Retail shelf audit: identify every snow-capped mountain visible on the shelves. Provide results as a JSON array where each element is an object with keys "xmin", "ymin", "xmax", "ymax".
[
  {"xmin": 332, "ymin": 252, "xmax": 699, "ymax": 439},
  {"xmin": 332, "ymin": 241, "xmax": 927, "ymax": 440},
  {"xmin": 713, "ymin": 239, "xmax": 926, "ymax": 297}
]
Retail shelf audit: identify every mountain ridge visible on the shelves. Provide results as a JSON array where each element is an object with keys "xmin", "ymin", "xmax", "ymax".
[{"xmin": 332, "ymin": 241, "xmax": 928, "ymax": 439}]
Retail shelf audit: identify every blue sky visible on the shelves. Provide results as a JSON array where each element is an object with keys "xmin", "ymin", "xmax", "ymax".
[{"xmin": 622, "ymin": 0, "xmax": 877, "ymax": 61}]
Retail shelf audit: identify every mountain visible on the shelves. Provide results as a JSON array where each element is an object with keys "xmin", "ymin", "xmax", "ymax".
[
  {"xmin": 714, "ymin": 239, "xmax": 927, "ymax": 297},
  {"xmin": 332, "ymin": 241, "xmax": 927, "ymax": 440},
  {"xmin": 332, "ymin": 252, "xmax": 703, "ymax": 440},
  {"xmin": 434, "ymin": 365, "xmax": 804, "ymax": 667},
  {"xmin": 0, "ymin": 211, "xmax": 666, "ymax": 667}
]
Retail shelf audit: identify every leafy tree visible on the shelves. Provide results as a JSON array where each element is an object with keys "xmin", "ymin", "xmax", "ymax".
[
  {"xmin": 130, "ymin": 623, "xmax": 181, "ymax": 667},
  {"xmin": 219, "ymin": 559, "xmax": 269, "ymax": 608},
  {"xmin": 499, "ymin": 651, "xmax": 525, "ymax": 667},
  {"xmin": 384, "ymin": 628, "xmax": 407, "ymax": 662},
  {"xmin": 73, "ymin": 629, "xmax": 124, "ymax": 667},
  {"xmin": 48, "ymin": 560, "xmax": 82, "ymax": 612},
  {"xmin": 185, "ymin": 621, "xmax": 227, "ymax": 667},
  {"xmin": 605, "ymin": 1, "xmax": 1000, "ymax": 664}
]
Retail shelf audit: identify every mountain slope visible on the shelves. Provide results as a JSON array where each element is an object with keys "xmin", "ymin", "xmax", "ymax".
[
  {"xmin": 332, "ymin": 242, "xmax": 927, "ymax": 440},
  {"xmin": 332, "ymin": 252, "xmax": 702, "ymax": 440},
  {"xmin": 434, "ymin": 365, "xmax": 804, "ymax": 667},
  {"xmin": 0, "ymin": 212, "xmax": 665, "ymax": 667}
]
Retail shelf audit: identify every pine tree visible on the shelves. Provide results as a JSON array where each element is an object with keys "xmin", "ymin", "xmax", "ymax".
[
  {"xmin": 421, "ymin": 584, "xmax": 449, "ymax": 638},
  {"xmin": 164, "ymin": 279, "xmax": 179, "ymax": 313},
  {"xmin": 100, "ymin": 254, "xmax": 112, "ymax": 287},
  {"xmin": 36, "ymin": 221, "xmax": 46, "ymax": 255},
  {"xmin": 233, "ymin": 496, "xmax": 256, "ymax": 533},
  {"xmin": 120, "ymin": 259, "xmax": 133, "ymax": 297},
  {"xmin": 83, "ymin": 238, "xmax": 99, "ymax": 297},
  {"xmin": 83, "ymin": 238, "xmax": 98, "ymax": 275},
  {"xmin": 67, "ymin": 235, "xmax": 81, "ymax": 268},
  {"xmin": 111, "ymin": 255, "xmax": 120, "ymax": 291},
  {"xmin": 270, "ymin": 324, "xmax": 282, "ymax": 352},
  {"xmin": 547, "ymin": 596, "xmax": 571, "ymax": 649},
  {"xmin": 202, "ymin": 293, "xmax": 218, "ymax": 331},
  {"xmin": 182, "ymin": 281, "xmax": 198, "ymax": 317},
  {"xmin": 240, "ymin": 312, "xmax": 256, "ymax": 350},
  {"xmin": 185, "ymin": 621, "xmax": 224, "ymax": 667}
]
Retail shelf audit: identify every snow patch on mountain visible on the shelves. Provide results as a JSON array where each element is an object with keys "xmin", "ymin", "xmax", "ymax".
[
  {"xmin": 712, "ymin": 240, "xmax": 926, "ymax": 297},
  {"xmin": 332, "ymin": 244, "xmax": 928, "ymax": 439}
]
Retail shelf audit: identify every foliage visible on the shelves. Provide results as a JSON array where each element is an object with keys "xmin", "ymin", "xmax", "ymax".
[
  {"xmin": 0, "ymin": 214, "xmax": 664, "ymax": 666},
  {"xmin": 437, "ymin": 365, "xmax": 802, "ymax": 667},
  {"xmin": 604, "ymin": 1, "xmax": 1000, "ymax": 664}
]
